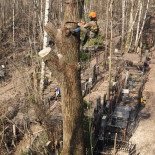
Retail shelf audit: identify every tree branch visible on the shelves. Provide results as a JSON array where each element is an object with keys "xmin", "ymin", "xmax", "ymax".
[
  {"xmin": 44, "ymin": 22, "xmax": 61, "ymax": 41},
  {"xmin": 39, "ymin": 47, "xmax": 65, "ymax": 80}
]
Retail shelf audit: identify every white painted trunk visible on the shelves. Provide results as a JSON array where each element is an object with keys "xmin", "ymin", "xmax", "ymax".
[{"xmin": 40, "ymin": 0, "xmax": 50, "ymax": 95}]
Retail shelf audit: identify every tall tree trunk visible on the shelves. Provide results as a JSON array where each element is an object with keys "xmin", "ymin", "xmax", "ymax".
[
  {"xmin": 40, "ymin": 0, "xmax": 49, "ymax": 96},
  {"xmin": 124, "ymin": 0, "xmax": 141, "ymax": 53},
  {"xmin": 33, "ymin": 0, "xmax": 37, "ymax": 53},
  {"xmin": 39, "ymin": 0, "xmax": 84, "ymax": 154},
  {"xmin": 125, "ymin": 0, "xmax": 134, "ymax": 53},
  {"xmin": 13, "ymin": 0, "xmax": 15, "ymax": 46},
  {"xmin": 105, "ymin": 0, "xmax": 109, "ymax": 53},
  {"xmin": 138, "ymin": 0, "xmax": 150, "ymax": 43},
  {"xmin": 135, "ymin": 0, "xmax": 142, "ymax": 48},
  {"xmin": 40, "ymin": 0, "xmax": 43, "ymax": 23},
  {"xmin": 121, "ymin": 0, "xmax": 125, "ymax": 49},
  {"xmin": 107, "ymin": 0, "xmax": 113, "ymax": 101}
]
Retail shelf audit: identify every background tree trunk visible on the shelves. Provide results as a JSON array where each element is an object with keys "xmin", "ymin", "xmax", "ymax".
[
  {"xmin": 121, "ymin": 0, "xmax": 125, "ymax": 48},
  {"xmin": 135, "ymin": 0, "xmax": 142, "ymax": 48},
  {"xmin": 39, "ymin": 0, "xmax": 85, "ymax": 154},
  {"xmin": 125, "ymin": 0, "xmax": 134, "ymax": 53},
  {"xmin": 107, "ymin": 0, "xmax": 113, "ymax": 101},
  {"xmin": 13, "ymin": 0, "xmax": 15, "ymax": 46},
  {"xmin": 105, "ymin": 0, "xmax": 109, "ymax": 55},
  {"xmin": 40, "ymin": 0, "xmax": 50, "ymax": 97},
  {"xmin": 138, "ymin": 0, "xmax": 150, "ymax": 44}
]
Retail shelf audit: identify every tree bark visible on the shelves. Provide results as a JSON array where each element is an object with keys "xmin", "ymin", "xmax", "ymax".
[
  {"xmin": 107, "ymin": 0, "xmax": 113, "ymax": 101},
  {"xmin": 39, "ymin": 0, "xmax": 85, "ymax": 154},
  {"xmin": 105, "ymin": 0, "xmax": 109, "ymax": 55},
  {"xmin": 40, "ymin": 0, "xmax": 50, "ymax": 97},
  {"xmin": 138, "ymin": 0, "xmax": 150, "ymax": 44},
  {"xmin": 135, "ymin": 0, "xmax": 142, "ymax": 48},
  {"xmin": 121, "ymin": 0, "xmax": 125, "ymax": 48},
  {"xmin": 13, "ymin": 0, "xmax": 15, "ymax": 46},
  {"xmin": 125, "ymin": 0, "xmax": 134, "ymax": 53}
]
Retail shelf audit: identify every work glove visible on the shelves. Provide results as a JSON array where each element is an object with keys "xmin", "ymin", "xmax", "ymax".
[{"xmin": 78, "ymin": 22, "xmax": 85, "ymax": 27}]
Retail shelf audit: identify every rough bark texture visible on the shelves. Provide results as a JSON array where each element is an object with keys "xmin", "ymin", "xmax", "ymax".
[
  {"xmin": 39, "ymin": 0, "xmax": 84, "ymax": 154},
  {"xmin": 40, "ymin": 0, "xmax": 50, "ymax": 96}
]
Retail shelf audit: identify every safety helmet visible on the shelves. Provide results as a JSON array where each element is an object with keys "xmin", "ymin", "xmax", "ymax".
[{"xmin": 89, "ymin": 12, "xmax": 97, "ymax": 18}]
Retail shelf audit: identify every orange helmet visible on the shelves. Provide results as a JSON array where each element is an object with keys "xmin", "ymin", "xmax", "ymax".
[{"xmin": 89, "ymin": 12, "xmax": 97, "ymax": 18}]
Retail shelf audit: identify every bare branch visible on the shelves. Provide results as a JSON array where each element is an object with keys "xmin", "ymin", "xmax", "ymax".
[
  {"xmin": 44, "ymin": 22, "xmax": 59, "ymax": 40},
  {"xmin": 39, "ymin": 47, "xmax": 64, "ymax": 80}
]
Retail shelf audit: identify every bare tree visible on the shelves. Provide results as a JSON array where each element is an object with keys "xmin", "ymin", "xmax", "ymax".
[
  {"xmin": 105, "ymin": 0, "xmax": 109, "ymax": 53},
  {"xmin": 135, "ymin": 0, "xmax": 142, "ymax": 48},
  {"xmin": 121, "ymin": 0, "xmax": 126, "ymax": 46},
  {"xmin": 39, "ymin": 0, "xmax": 85, "ymax": 154},
  {"xmin": 125, "ymin": 0, "xmax": 134, "ymax": 53},
  {"xmin": 40, "ymin": 0, "xmax": 50, "ymax": 96},
  {"xmin": 13, "ymin": 0, "xmax": 15, "ymax": 46},
  {"xmin": 107, "ymin": 0, "xmax": 113, "ymax": 101},
  {"xmin": 138, "ymin": 0, "xmax": 150, "ymax": 44}
]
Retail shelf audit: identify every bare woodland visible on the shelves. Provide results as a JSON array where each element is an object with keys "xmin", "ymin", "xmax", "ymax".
[{"xmin": 0, "ymin": 0, "xmax": 155, "ymax": 155}]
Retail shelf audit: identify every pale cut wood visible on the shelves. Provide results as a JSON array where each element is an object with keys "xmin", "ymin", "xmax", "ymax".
[{"xmin": 39, "ymin": 47, "xmax": 51, "ymax": 58}]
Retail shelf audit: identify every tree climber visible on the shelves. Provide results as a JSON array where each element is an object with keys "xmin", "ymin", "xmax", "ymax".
[{"xmin": 71, "ymin": 12, "xmax": 99, "ymax": 46}]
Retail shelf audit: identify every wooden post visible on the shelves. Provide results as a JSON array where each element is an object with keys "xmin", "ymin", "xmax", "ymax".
[{"xmin": 113, "ymin": 133, "xmax": 117, "ymax": 155}]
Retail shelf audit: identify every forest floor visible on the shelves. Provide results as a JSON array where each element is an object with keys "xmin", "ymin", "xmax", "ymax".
[
  {"xmin": 130, "ymin": 53, "xmax": 155, "ymax": 155},
  {"xmin": 83, "ymin": 51, "xmax": 155, "ymax": 154},
  {"xmin": 0, "ymin": 50, "xmax": 155, "ymax": 154}
]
